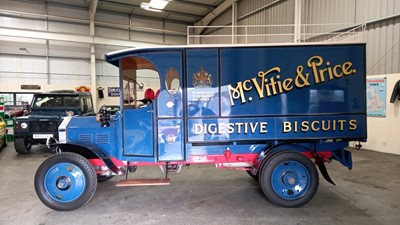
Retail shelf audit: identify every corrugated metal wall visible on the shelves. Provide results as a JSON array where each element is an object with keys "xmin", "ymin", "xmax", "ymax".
[
  {"xmin": 207, "ymin": 0, "xmax": 400, "ymax": 75},
  {"xmin": 0, "ymin": 0, "xmax": 187, "ymax": 87}
]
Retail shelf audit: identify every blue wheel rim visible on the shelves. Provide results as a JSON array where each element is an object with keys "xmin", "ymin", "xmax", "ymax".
[
  {"xmin": 44, "ymin": 163, "xmax": 86, "ymax": 203},
  {"xmin": 271, "ymin": 160, "xmax": 310, "ymax": 200}
]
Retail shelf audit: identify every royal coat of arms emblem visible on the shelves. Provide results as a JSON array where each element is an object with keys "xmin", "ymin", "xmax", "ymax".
[{"xmin": 193, "ymin": 67, "xmax": 213, "ymax": 87}]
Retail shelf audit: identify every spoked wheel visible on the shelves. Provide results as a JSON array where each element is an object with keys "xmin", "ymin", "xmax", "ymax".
[
  {"xmin": 259, "ymin": 152, "xmax": 319, "ymax": 207},
  {"xmin": 34, "ymin": 152, "xmax": 97, "ymax": 211},
  {"xmin": 14, "ymin": 138, "xmax": 32, "ymax": 154}
]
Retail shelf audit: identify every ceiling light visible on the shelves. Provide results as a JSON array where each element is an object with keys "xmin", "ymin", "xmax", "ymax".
[{"xmin": 141, "ymin": 0, "xmax": 169, "ymax": 11}]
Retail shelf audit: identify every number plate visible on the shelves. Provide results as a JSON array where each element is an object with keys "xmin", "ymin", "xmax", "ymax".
[{"xmin": 33, "ymin": 134, "xmax": 53, "ymax": 139}]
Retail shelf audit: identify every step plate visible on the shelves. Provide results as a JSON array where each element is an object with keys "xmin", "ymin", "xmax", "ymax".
[{"xmin": 116, "ymin": 178, "xmax": 170, "ymax": 187}]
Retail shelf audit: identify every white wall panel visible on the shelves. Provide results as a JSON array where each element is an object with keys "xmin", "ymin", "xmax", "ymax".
[
  {"xmin": 96, "ymin": 27, "xmax": 129, "ymax": 39},
  {"xmin": 131, "ymin": 17, "xmax": 163, "ymax": 30},
  {"xmin": 164, "ymin": 35, "xmax": 186, "ymax": 45},
  {"xmin": 49, "ymin": 40, "xmax": 91, "ymax": 58},
  {"xmin": 48, "ymin": 21, "xmax": 90, "ymax": 35},
  {"xmin": 0, "ymin": 16, "xmax": 45, "ymax": 30},
  {"xmin": 48, "ymin": 5, "xmax": 89, "ymax": 20},
  {"xmin": 49, "ymin": 58, "xmax": 90, "ymax": 77},
  {"xmin": 0, "ymin": 55, "xmax": 47, "ymax": 84},
  {"xmin": 130, "ymin": 31, "xmax": 163, "ymax": 44},
  {"xmin": 96, "ymin": 12, "xmax": 128, "ymax": 25},
  {"xmin": 49, "ymin": 75, "xmax": 90, "ymax": 85},
  {"xmin": 0, "ymin": 55, "xmax": 46, "ymax": 73},
  {"xmin": 0, "ymin": 0, "xmax": 44, "ymax": 13},
  {"xmin": 0, "ymin": 38, "xmax": 46, "ymax": 55}
]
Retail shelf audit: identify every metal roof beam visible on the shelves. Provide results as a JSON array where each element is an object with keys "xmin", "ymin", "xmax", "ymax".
[{"xmin": 194, "ymin": 0, "xmax": 235, "ymax": 34}]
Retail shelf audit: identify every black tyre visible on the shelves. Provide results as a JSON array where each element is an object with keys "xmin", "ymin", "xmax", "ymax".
[
  {"xmin": 34, "ymin": 152, "xmax": 97, "ymax": 211},
  {"xmin": 246, "ymin": 169, "xmax": 259, "ymax": 181},
  {"xmin": 259, "ymin": 152, "xmax": 319, "ymax": 207},
  {"xmin": 14, "ymin": 138, "xmax": 32, "ymax": 154},
  {"xmin": 1, "ymin": 134, "xmax": 7, "ymax": 148},
  {"xmin": 97, "ymin": 175, "xmax": 114, "ymax": 182}
]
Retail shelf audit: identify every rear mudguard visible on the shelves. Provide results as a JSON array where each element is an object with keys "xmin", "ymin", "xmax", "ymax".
[
  {"xmin": 252, "ymin": 143, "xmax": 336, "ymax": 185},
  {"xmin": 51, "ymin": 141, "xmax": 123, "ymax": 175}
]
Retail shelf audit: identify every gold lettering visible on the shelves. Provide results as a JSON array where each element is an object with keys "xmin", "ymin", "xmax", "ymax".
[
  {"xmin": 282, "ymin": 78, "xmax": 293, "ymax": 92},
  {"xmin": 283, "ymin": 122, "xmax": 292, "ymax": 133},
  {"xmin": 319, "ymin": 68, "xmax": 327, "ymax": 83},
  {"xmin": 349, "ymin": 120, "xmax": 357, "ymax": 130},
  {"xmin": 295, "ymin": 66, "xmax": 310, "ymax": 88},
  {"xmin": 333, "ymin": 65, "xmax": 343, "ymax": 78},
  {"xmin": 307, "ymin": 56, "xmax": 323, "ymax": 84},
  {"xmin": 338, "ymin": 120, "xmax": 346, "ymax": 130},
  {"xmin": 326, "ymin": 62, "xmax": 334, "ymax": 80},
  {"xmin": 311, "ymin": 121, "xmax": 320, "ymax": 131},
  {"xmin": 342, "ymin": 62, "xmax": 353, "ymax": 75},
  {"xmin": 243, "ymin": 80, "xmax": 252, "ymax": 91},
  {"xmin": 321, "ymin": 120, "xmax": 330, "ymax": 131},
  {"xmin": 301, "ymin": 121, "xmax": 309, "ymax": 132},
  {"xmin": 227, "ymin": 83, "xmax": 246, "ymax": 106}
]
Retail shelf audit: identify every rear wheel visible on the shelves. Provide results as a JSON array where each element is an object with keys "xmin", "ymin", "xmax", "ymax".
[
  {"xmin": 34, "ymin": 152, "xmax": 97, "ymax": 211},
  {"xmin": 14, "ymin": 138, "xmax": 32, "ymax": 154},
  {"xmin": 259, "ymin": 152, "xmax": 319, "ymax": 207}
]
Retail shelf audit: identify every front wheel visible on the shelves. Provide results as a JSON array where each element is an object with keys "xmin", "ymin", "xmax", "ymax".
[
  {"xmin": 34, "ymin": 152, "xmax": 97, "ymax": 211},
  {"xmin": 259, "ymin": 152, "xmax": 319, "ymax": 207},
  {"xmin": 14, "ymin": 138, "xmax": 32, "ymax": 154}
]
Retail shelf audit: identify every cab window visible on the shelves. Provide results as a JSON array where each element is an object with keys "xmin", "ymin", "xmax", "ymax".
[{"xmin": 121, "ymin": 57, "xmax": 160, "ymax": 109}]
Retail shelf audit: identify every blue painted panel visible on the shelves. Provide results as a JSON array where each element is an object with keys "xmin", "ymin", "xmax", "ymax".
[
  {"xmin": 158, "ymin": 119, "xmax": 184, "ymax": 161},
  {"xmin": 123, "ymin": 106, "xmax": 153, "ymax": 156},
  {"xmin": 219, "ymin": 45, "xmax": 366, "ymax": 116},
  {"xmin": 138, "ymin": 51, "xmax": 183, "ymax": 118},
  {"xmin": 66, "ymin": 116, "xmax": 118, "ymax": 157},
  {"xmin": 187, "ymin": 49, "xmax": 220, "ymax": 117},
  {"xmin": 188, "ymin": 114, "xmax": 366, "ymax": 142}
]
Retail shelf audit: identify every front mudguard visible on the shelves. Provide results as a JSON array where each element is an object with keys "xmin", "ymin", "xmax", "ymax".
[{"xmin": 47, "ymin": 138, "xmax": 123, "ymax": 175}]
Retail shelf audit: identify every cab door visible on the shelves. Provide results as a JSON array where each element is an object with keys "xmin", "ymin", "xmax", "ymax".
[
  {"xmin": 120, "ymin": 52, "xmax": 184, "ymax": 161},
  {"xmin": 121, "ymin": 56, "xmax": 158, "ymax": 158}
]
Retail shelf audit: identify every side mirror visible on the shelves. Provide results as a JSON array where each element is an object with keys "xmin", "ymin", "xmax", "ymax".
[{"xmin": 390, "ymin": 80, "xmax": 400, "ymax": 103}]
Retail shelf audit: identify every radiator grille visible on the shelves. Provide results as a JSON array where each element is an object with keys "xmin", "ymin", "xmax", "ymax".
[
  {"xmin": 79, "ymin": 134, "xmax": 93, "ymax": 143},
  {"xmin": 96, "ymin": 134, "xmax": 109, "ymax": 144},
  {"xmin": 30, "ymin": 121, "xmax": 59, "ymax": 132}
]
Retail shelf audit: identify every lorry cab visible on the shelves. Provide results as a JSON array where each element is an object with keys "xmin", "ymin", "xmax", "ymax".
[{"xmin": 35, "ymin": 43, "xmax": 367, "ymax": 211}]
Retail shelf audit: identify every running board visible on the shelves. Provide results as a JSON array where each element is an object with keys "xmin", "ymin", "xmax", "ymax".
[{"xmin": 116, "ymin": 178, "xmax": 170, "ymax": 187}]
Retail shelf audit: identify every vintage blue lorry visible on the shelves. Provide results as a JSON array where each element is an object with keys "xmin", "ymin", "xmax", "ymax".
[{"xmin": 34, "ymin": 43, "xmax": 366, "ymax": 211}]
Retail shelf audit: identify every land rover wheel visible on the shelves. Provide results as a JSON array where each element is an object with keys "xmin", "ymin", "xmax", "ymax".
[
  {"xmin": 14, "ymin": 138, "xmax": 32, "ymax": 154},
  {"xmin": 34, "ymin": 152, "xmax": 97, "ymax": 211},
  {"xmin": 259, "ymin": 152, "xmax": 319, "ymax": 207}
]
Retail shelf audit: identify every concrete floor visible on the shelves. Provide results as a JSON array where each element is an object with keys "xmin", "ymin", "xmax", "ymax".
[{"xmin": 0, "ymin": 143, "xmax": 399, "ymax": 225}]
